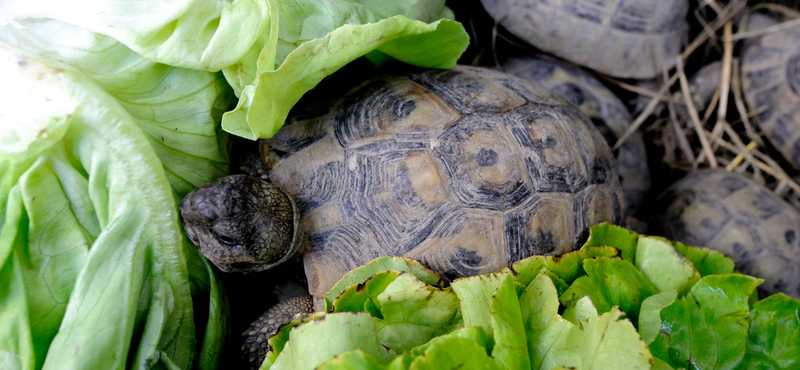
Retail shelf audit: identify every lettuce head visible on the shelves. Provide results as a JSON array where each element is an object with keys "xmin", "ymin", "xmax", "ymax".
[{"xmin": 255, "ymin": 224, "xmax": 800, "ymax": 370}]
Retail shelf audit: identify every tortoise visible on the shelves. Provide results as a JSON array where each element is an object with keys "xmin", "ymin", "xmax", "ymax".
[
  {"xmin": 480, "ymin": 0, "xmax": 689, "ymax": 79},
  {"xmin": 647, "ymin": 169, "xmax": 800, "ymax": 299},
  {"xmin": 180, "ymin": 66, "xmax": 623, "ymax": 366},
  {"xmin": 741, "ymin": 15, "xmax": 800, "ymax": 170},
  {"xmin": 501, "ymin": 56, "xmax": 650, "ymax": 217}
]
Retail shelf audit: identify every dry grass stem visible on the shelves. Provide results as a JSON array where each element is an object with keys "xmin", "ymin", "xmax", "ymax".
[
  {"xmin": 717, "ymin": 23, "xmax": 734, "ymax": 125},
  {"xmin": 669, "ymin": 103, "xmax": 697, "ymax": 164},
  {"xmin": 706, "ymin": 131, "xmax": 800, "ymax": 195},
  {"xmin": 681, "ymin": 0, "xmax": 747, "ymax": 59},
  {"xmin": 725, "ymin": 141, "xmax": 757, "ymax": 171},
  {"xmin": 731, "ymin": 60, "xmax": 764, "ymax": 145},
  {"xmin": 613, "ymin": 73, "xmax": 680, "ymax": 150},
  {"xmin": 677, "ymin": 57, "xmax": 718, "ymax": 168},
  {"xmin": 600, "ymin": 76, "xmax": 678, "ymax": 102},
  {"xmin": 751, "ymin": 3, "xmax": 800, "ymax": 19},
  {"xmin": 702, "ymin": 84, "xmax": 722, "ymax": 124}
]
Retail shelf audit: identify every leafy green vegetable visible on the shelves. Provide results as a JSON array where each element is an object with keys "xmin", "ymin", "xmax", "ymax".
[
  {"xmin": 582, "ymin": 223, "xmax": 639, "ymax": 262},
  {"xmin": 259, "ymin": 223, "xmax": 800, "ymax": 370},
  {"xmin": 6, "ymin": 0, "xmax": 468, "ymax": 141},
  {"xmin": 512, "ymin": 246, "xmax": 619, "ymax": 287},
  {"xmin": 326, "ymin": 257, "xmax": 443, "ymax": 311},
  {"xmin": 519, "ymin": 272, "xmax": 653, "ymax": 370},
  {"xmin": 450, "ymin": 271, "xmax": 509, "ymax": 343},
  {"xmin": 560, "ymin": 257, "xmax": 658, "ymax": 321},
  {"xmin": 671, "ymin": 241, "xmax": 735, "ymax": 277},
  {"xmin": 650, "ymin": 275, "xmax": 761, "ymax": 370},
  {"xmin": 374, "ymin": 274, "xmax": 461, "ymax": 353},
  {"xmin": 1, "ymin": 19, "xmax": 233, "ymax": 198},
  {"xmin": 222, "ymin": 16, "xmax": 467, "ymax": 139},
  {"xmin": 408, "ymin": 337, "xmax": 503, "ymax": 370},
  {"xmin": 490, "ymin": 275, "xmax": 530, "ymax": 370},
  {"xmin": 0, "ymin": 45, "xmax": 225, "ymax": 370},
  {"xmin": 638, "ymin": 291, "xmax": 678, "ymax": 345},
  {"xmin": 270, "ymin": 312, "xmax": 395, "ymax": 370},
  {"xmin": 739, "ymin": 294, "xmax": 800, "ymax": 369},
  {"xmin": 332, "ymin": 271, "xmax": 402, "ymax": 315},
  {"xmin": 635, "ymin": 237, "xmax": 700, "ymax": 296}
]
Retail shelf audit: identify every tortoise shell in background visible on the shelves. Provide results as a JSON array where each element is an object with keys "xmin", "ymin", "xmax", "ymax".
[
  {"xmin": 647, "ymin": 169, "xmax": 800, "ymax": 298},
  {"xmin": 266, "ymin": 66, "xmax": 623, "ymax": 298},
  {"xmin": 741, "ymin": 18, "xmax": 800, "ymax": 170},
  {"xmin": 480, "ymin": 0, "xmax": 689, "ymax": 79},
  {"xmin": 501, "ymin": 56, "xmax": 651, "ymax": 217}
]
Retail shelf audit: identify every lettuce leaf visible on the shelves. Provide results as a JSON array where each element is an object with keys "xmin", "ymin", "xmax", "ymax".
[
  {"xmin": 269, "ymin": 312, "xmax": 396, "ymax": 370},
  {"xmin": 0, "ymin": 19, "xmax": 232, "ymax": 198},
  {"xmin": 739, "ymin": 294, "xmax": 800, "ymax": 369},
  {"xmin": 519, "ymin": 272, "xmax": 653, "ymax": 370},
  {"xmin": 5, "ymin": 0, "xmax": 468, "ymax": 141},
  {"xmin": 0, "ymin": 45, "xmax": 225, "ymax": 370},
  {"xmin": 650, "ymin": 275, "xmax": 761, "ymax": 370},
  {"xmin": 221, "ymin": 15, "xmax": 467, "ymax": 139}
]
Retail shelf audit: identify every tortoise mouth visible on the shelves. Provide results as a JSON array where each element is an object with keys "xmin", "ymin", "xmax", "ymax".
[{"xmin": 788, "ymin": 52, "xmax": 800, "ymax": 96}]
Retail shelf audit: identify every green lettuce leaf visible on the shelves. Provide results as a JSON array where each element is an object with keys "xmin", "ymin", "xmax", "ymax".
[
  {"xmin": 332, "ymin": 270, "xmax": 402, "ymax": 316},
  {"xmin": 512, "ymin": 246, "xmax": 620, "ymax": 287},
  {"xmin": 671, "ymin": 241, "xmax": 735, "ymax": 277},
  {"xmin": 0, "ymin": 19, "xmax": 233, "ymax": 198},
  {"xmin": 325, "ymin": 257, "xmax": 443, "ymax": 311},
  {"xmin": 408, "ymin": 337, "xmax": 502, "ymax": 370},
  {"xmin": 650, "ymin": 274, "xmax": 762, "ymax": 370},
  {"xmin": 560, "ymin": 257, "xmax": 658, "ymax": 322},
  {"xmin": 519, "ymin": 272, "xmax": 653, "ymax": 369},
  {"xmin": 374, "ymin": 274, "xmax": 461, "ymax": 353},
  {"xmin": 490, "ymin": 275, "xmax": 530, "ymax": 370},
  {"xmin": 635, "ymin": 237, "xmax": 700, "ymax": 296},
  {"xmin": 637, "ymin": 291, "xmax": 679, "ymax": 345},
  {"xmin": 582, "ymin": 223, "xmax": 639, "ymax": 262},
  {"xmin": 450, "ymin": 271, "xmax": 510, "ymax": 344},
  {"xmin": 4, "ymin": 0, "xmax": 271, "ymax": 71},
  {"xmin": 739, "ymin": 294, "xmax": 800, "ymax": 369},
  {"xmin": 221, "ymin": 16, "xmax": 467, "ymax": 139},
  {"xmin": 6, "ymin": 0, "xmax": 467, "ymax": 141},
  {"xmin": 269, "ymin": 312, "xmax": 396, "ymax": 370},
  {"xmin": 0, "ymin": 45, "xmax": 225, "ymax": 370}
]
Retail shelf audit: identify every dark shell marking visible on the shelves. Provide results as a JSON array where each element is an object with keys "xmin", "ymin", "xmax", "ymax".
[
  {"xmin": 742, "ymin": 23, "xmax": 800, "ymax": 170},
  {"xmin": 267, "ymin": 66, "xmax": 623, "ymax": 298},
  {"xmin": 241, "ymin": 295, "xmax": 314, "ymax": 370},
  {"xmin": 502, "ymin": 56, "xmax": 650, "ymax": 217},
  {"xmin": 648, "ymin": 169, "xmax": 800, "ymax": 298},
  {"xmin": 480, "ymin": 0, "xmax": 688, "ymax": 78}
]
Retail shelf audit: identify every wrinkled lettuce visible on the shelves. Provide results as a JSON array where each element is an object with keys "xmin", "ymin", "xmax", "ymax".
[
  {"xmin": 5, "ymin": 0, "xmax": 468, "ymax": 140},
  {"xmin": 0, "ymin": 44, "xmax": 227, "ymax": 370},
  {"xmin": 258, "ymin": 224, "xmax": 800, "ymax": 370}
]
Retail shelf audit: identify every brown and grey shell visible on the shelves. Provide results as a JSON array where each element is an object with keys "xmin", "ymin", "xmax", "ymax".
[
  {"xmin": 481, "ymin": 0, "xmax": 688, "ymax": 79},
  {"xmin": 501, "ymin": 56, "xmax": 651, "ymax": 217},
  {"xmin": 648, "ymin": 169, "xmax": 800, "ymax": 298},
  {"xmin": 265, "ymin": 66, "xmax": 623, "ymax": 298},
  {"xmin": 741, "ymin": 15, "xmax": 800, "ymax": 170}
]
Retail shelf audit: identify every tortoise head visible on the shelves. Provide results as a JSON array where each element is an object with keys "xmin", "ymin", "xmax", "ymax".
[{"xmin": 179, "ymin": 174, "xmax": 303, "ymax": 273}]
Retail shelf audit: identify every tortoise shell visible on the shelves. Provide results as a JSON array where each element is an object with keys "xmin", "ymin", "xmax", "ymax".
[
  {"xmin": 501, "ymin": 56, "xmax": 650, "ymax": 217},
  {"xmin": 266, "ymin": 66, "xmax": 623, "ymax": 297},
  {"xmin": 480, "ymin": 0, "xmax": 688, "ymax": 79},
  {"xmin": 741, "ymin": 18, "xmax": 800, "ymax": 170},
  {"xmin": 647, "ymin": 169, "xmax": 800, "ymax": 298}
]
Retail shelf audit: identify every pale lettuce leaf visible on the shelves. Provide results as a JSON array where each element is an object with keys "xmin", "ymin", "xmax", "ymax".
[
  {"xmin": 0, "ymin": 19, "xmax": 232, "ymax": 197},
  {"xmin": 0, "ymin": 46, "xmax": 225, "ymax": 370}
]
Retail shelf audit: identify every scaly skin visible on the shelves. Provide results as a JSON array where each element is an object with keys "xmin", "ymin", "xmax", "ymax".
[
  {"xmin": 179, "ymin": 174, "xmax": 303, "ymax": 273},
  {"xmin": 241, "ymin": 295, "xmax": 314, "ymax": 369}
]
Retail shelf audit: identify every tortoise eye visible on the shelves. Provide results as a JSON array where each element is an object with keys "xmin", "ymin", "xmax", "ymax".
[{"xmin": 211, "ymin": 226, "xmax": 239, "ymax": 246}]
